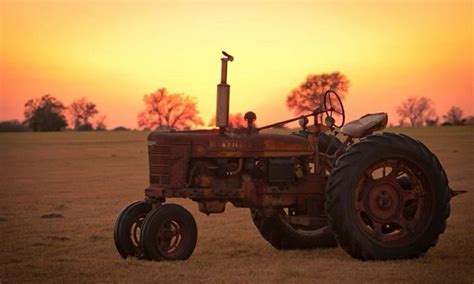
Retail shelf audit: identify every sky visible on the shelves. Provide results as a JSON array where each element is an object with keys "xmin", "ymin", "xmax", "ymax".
[{"xmin": 1, "ymin": 0, "xmax": 472, "ymax": 129}]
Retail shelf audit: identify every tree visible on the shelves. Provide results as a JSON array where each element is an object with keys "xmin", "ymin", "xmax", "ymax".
[
  {"xmin": 465, "ymin": 116, "xmax": 474, "ymax": 126},
  {"xmin": 397, "ymin": 118, "xmax": 407, "ymax": 127},
  {"xmin": 425, "ymin": 117, "xmax": 439, "ymax": 127},
  {"xmin": 94, "ymin": 115, "xmax": 107, "ymax": 131},
  {"xmin": 287, "ymin": 72, "xmax": 349, "ymax": 115},
  {"xmin": 208, "ymin": 113, "xmax": 248, "ymax": 129},
  {"xmin": 443, "ymin": 106, "xmax": 464, "ymax": 125},
  {"xmin": 396, "ymin": 97, "xmax": 436, "ymax": 127},
  {"xmin": 0, "ymin": 120, "xmax": 30, "ymax": 132},
  {"xmin": 69, "ymin": 98, "xmax": 99, "ymax": 130},
  {"xmin": 24, "ymin": 94, "xmax": 67, "ymax": 131},
  {"xmin": 138, "ymin": 88, "xmax": 204, "ymax": 130}
]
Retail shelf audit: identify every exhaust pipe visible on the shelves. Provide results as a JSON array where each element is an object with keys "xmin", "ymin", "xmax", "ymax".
[{"xmin": 216, "ymin": 51, "xmax": 234, "ymax": 133}]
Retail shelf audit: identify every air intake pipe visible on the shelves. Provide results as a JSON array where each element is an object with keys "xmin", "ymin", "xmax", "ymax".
[{"xmin": 216, "ymin": 51, "xmax": 234, "ymax": 134}]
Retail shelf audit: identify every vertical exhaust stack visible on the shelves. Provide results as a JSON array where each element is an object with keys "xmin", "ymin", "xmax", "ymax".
[{"xmin": 216, "ymin": 51, "xmax": 234, "ymax": 134}]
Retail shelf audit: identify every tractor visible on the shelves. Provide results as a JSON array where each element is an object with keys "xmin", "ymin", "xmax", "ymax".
[{"xmin": 114, "ymin": 51, "xmax": 459, "ymax": 261}]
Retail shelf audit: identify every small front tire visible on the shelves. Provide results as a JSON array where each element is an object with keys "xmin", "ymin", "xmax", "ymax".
[
  {"xmin": 114, "ymin": 201, "xmax": 152, "ymax": 259},
  {"xmin": 140, "ymin": 204, "xmax": 197, "ymax": 261}
]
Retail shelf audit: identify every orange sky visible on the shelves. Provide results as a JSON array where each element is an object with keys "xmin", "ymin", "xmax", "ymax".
[{"xmin": 1, "ymin": 0, "xmax": 472, "ymax": 129}]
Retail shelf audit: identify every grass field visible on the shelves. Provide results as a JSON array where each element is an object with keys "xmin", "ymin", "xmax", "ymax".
[{"xmin": 1, "ymin": 127, "xmax": 473, "ymax": 282}]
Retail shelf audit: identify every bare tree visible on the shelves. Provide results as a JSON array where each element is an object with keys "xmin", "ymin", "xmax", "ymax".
[
  {"xmin": 396, "ymin": 97, "xmax": 436, "ymax": 127},
  {"xmin": 138, "ymin": 88, "xmax": 204, "ymax": 130},
  {"xmin": 69, "ymin": 98, "xmax": 99, "ymax": 130},
  {"xmin": 443, "ymin": 106, "xmax": 464, "ymax": 125},
  {"xmin": 94, "ymin": 115, "xmax": 107, "ymax": 131},
  {"xmin": 287, "ymin": 72, "xmax": 349, "ymax": 115}
]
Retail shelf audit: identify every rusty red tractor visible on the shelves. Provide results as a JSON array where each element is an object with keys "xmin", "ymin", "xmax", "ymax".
[{"xmin": 114, "ymin": 51, "xmax": 460, "ymax": 261}]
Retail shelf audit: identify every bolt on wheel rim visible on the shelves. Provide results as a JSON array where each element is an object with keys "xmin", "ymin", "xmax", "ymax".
[{"xmin": 353, "ymin": 159, "xmax": 434, "ymax": 247}]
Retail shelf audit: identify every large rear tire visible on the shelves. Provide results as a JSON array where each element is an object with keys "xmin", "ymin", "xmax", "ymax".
[
  {"xmin": 326, "ymin": 133, "xmax": 450, "ymax": 260},
  {"xmin": 250, "ymin": 132, "xmax": 341, "ymax": 250}
]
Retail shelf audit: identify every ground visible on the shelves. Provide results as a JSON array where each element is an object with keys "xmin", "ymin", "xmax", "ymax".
[{"xmin": 0, "ymin": 127, "xmax": 473, "ymax": 282}]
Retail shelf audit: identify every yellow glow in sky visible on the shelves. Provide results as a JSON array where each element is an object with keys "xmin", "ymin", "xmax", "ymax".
[{"xmin": 1, "ymin": 0, "xmax": 472, "ymax": 128}]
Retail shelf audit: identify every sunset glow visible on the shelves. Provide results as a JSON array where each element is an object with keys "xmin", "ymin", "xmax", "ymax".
[{"xmin": 1, "ymin": 0, "xmax": 472, "ymax": 128}]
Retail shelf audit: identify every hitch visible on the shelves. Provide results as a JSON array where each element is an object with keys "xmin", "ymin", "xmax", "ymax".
[{"xmin": 450, "ymin": 187, "xmax": 467, "ymax": 197}]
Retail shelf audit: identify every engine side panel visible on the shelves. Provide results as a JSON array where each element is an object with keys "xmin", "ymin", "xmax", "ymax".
[
  {"xmin": 147, "ymin": 130, "xmax": 314, "ymax": 191},
  {"xmin": 148, "ymin": 130, "xmax": 313, "ymax": 158}
]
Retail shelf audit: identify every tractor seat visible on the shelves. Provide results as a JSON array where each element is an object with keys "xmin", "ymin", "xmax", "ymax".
[{"xmin": 341, "ymin": 113, "xmax": 388, "ymax": 138}]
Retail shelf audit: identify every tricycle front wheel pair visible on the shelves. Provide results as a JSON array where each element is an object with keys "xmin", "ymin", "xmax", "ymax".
[{"xmin": 114, "ymin": 202, "xmax": 197, "ymax": 261}]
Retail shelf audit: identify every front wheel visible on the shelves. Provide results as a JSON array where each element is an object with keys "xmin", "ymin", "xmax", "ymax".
[
  {"xmin": 140, "ymin": 204, "xmax": 197, "ymax": 261},
  {"xmin": 114, "ymin": 201, "xmax": 152, "ymax": 258},
  {"xmin": 326, "ymin": 133, "xmax": 451, "ymax": 260}
]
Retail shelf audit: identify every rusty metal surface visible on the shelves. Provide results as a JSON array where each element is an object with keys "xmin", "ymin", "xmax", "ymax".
[
  {"xmin": 145, "ymin": 170, "xmax": 325, "ymax": 211},
  {"xmin": 145, "ymin": 128, "xmax": 329, "ymax": 214},
  {"xmin": 148, "ymin": 143, "xmax": 189, "ymax": 188},
  {"xmin": 148, "ymin": 130, "xmax": 313, "ymax": 158},
  {"xmin": 353, "ymin": 159, "xmax": 433, "ymax": 247}
]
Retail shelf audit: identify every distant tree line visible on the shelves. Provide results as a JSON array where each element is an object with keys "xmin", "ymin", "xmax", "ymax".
[
  {"xmin": 396, "ymin": 96, "xmax": 473, "ymax": 127},
  {"xmin": 0, "ymin": 120, "xmax": 30, "ymax": 132},
  {"xmin": 0, "ymin": 94, "xmax": 109, "ymax": 132},
  {"xmin": 1, "ymin": 73, "xmax": 472, "ymax": 132}
]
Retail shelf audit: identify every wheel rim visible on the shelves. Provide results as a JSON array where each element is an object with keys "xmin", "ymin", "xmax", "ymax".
[
  {"xmin": 130, "ymin": 214, "xmax": 146, "ymax": 248},
  {"xmin": 280, "ymin": 208, "xmax": 329, "ymax": 237},
  {"xmin": 353, "ymin": 159, "xmax": 434, "ymax": 247},
  {"xmin": 155, "ymin": 218, "xmax": 186, "ymax": 258}
]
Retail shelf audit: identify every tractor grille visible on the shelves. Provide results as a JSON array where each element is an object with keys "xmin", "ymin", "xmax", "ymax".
[{"xmin": 148, "ymin": 145, "xmax": 172, "ymax": 185}]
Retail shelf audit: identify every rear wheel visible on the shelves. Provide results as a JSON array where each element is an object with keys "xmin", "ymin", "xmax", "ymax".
[
  {"xmin": 251, "ymin": 208, "xmax": 336, "ymax": 249},
  {"xmin": 250, "ymin": 132, "xmax": 341, "ymax": 250},
  {"xmin": 326, "ymin": 133, "xmax": 450, "ymax": 260},
  {"xmin": 114, "ymin": 201, "xmax": 152, "ymax": 259},
  {"xmin": 140, "ymin": 204, "xmax": 197, "ymax": 261}
]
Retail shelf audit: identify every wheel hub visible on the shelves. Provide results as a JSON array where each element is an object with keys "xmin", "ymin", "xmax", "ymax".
[
  {"xmin": 367, "ymin": 182, "xmax": 401, "ymax": 221},
  {"xmin": 161, "ymin": 229, "xmax": 174, "ymax": 240}
]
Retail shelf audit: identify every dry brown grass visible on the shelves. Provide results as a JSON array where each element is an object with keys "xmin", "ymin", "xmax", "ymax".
[{"xmin": 1, "ymin": 127, "xmax": 473, "ymax": 283}]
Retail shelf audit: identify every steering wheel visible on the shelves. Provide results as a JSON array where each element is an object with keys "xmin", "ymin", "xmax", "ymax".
[{"xmin": 323, "ymin": 90, "xmax": 345, "ymax": 128}]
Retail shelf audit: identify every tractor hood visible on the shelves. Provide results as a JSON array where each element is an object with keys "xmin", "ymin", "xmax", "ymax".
[{"xmin": 147, "ymin": 129, "xmax": 313, "ymax": 158}]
